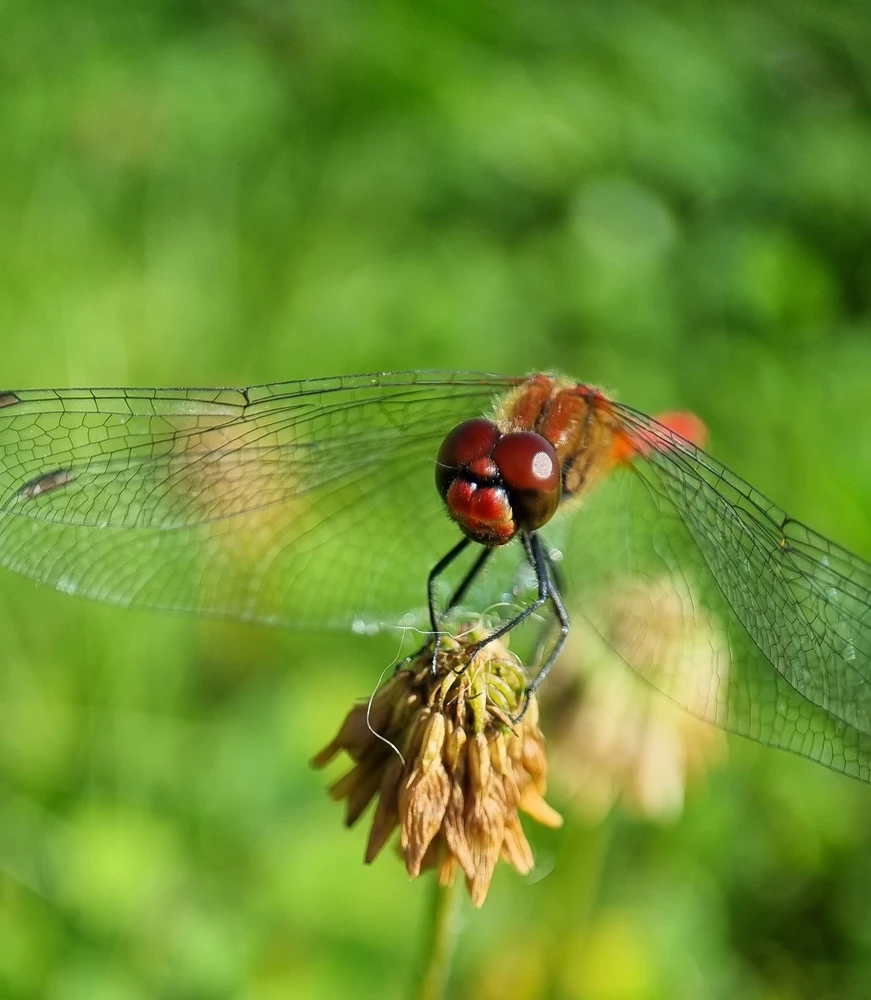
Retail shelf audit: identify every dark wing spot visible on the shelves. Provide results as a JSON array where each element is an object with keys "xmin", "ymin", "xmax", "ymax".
[
  {"xmin": 18, "ymin": 469, "xmax": 75, "ymax": 500},
  {"xmin": 0, "ymin": 392, "xmax": 21, "ymax": 408}
]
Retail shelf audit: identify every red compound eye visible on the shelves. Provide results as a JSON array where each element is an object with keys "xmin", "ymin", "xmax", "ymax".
[
  {"xmin": 492, "ymin": 431, "xmax": 561, "ymax": 529},
  {"xmin": 493, "ymin": 432, "xmax": 559, "ymax": 492},
  {"xmin": 435, "ymin": 419, "xmax": 500, "ymax": 498}
]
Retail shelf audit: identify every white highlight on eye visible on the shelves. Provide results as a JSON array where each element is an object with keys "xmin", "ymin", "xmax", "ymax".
[{"xmin": 532, "ymin": 451, "xmax": 554, "ymax": 479}]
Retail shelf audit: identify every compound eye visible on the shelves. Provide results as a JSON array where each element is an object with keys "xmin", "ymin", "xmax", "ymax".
[
  {"xmin": 492, "ymin": 432, "xmax": 561, "ymax": 529},
  {"xmin": 436, "ymin": 418, "xmax": 500, "ymax": 499},
  {"xmin": 436, "ymin": 419, "xmax": 501, "ymax": 498},
  {"xmin": 437, "ymin": 419, "xmax": 500, "ymax": 469},
  {"xmin": 493, "ymin": 432, "xmax": 559, "ymax": 493}
]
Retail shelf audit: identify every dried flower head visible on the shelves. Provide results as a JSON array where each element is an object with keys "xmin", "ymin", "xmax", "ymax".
[
  {"xmin": 312, "ymin": 626, "xmax": 562, "ymax": 906},
  {"xmin": 545, "ymin": 575, "xmax": 729, "ymax": 822}
]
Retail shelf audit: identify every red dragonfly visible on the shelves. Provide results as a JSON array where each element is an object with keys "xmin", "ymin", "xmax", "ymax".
[{"xmin": 0, "ymin": 371, "xmax": 869, "ymax": 781}]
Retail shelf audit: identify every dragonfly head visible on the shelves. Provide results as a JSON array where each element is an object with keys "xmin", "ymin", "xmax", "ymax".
[{"xmin": 435, "ymin": 418, "xmax": 561, "ymax": 546}]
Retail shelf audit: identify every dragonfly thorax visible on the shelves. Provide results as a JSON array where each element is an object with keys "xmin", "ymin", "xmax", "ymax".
[{"xmin": 435, "ymin": 418, "xmax": 561, "ymax": 546}]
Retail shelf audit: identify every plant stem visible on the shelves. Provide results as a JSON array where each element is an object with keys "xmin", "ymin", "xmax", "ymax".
[
  {"xmin": 415, "ymin": 875, "xmax": 461, "ymax": 1000},
  {"xmin": 541, "ymin": 814, "xmax": 616, "ymax": 999}
]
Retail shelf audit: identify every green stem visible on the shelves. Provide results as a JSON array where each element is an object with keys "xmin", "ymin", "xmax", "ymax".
[
  {"xmin": 541, "ymin": 814, "xmax": 616, "ymax": 1000},
  {"xmin": 414, "ymin": 875, "xmax": 461, "ymax": 1000}
]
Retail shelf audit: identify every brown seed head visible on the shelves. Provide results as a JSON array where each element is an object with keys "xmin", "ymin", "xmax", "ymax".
[{"xmin": 312, "ymin": 626, "xmax": 562, "ymax": 907}]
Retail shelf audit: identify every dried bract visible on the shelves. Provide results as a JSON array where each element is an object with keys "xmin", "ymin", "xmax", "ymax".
[{"xmin": 312, "ymin": 627, "xmax": 562, "ymax": 906}]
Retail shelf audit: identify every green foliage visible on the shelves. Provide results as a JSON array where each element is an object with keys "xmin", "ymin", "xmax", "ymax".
[{"xmin": 1, "ymin": 1, "xmax": 870, "ymax": 997}]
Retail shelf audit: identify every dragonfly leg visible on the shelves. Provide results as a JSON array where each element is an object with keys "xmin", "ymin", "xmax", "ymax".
[
  {"xmin": 461, "ymin": 532, "xmax": 553, "ymax": 660},
  {"xmin": 528, "ymin": 543, "xmax": 567, "ymax": 665},
  {"xmin": 396, "ymin": 538, "xmax": 493, "ymax": 675},
  {"xmin": 426, "ymin": 541, "xmax": 495, "ymax": 673},
  {"xmin": 459, "ymin": 532, "xmax": 569, "ymax": 714},
  {"xmin": 517, "ymin": 535, "xmax": 570, "ymax": 720},
  {"xmin": 446, "ymin": 543, "xmax": 493, "ymax": 617}
]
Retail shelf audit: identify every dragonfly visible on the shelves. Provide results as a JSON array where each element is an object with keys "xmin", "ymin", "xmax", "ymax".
[{"xmin": 0, "ymin": 370, "xmax": 869, "ymax": 782}]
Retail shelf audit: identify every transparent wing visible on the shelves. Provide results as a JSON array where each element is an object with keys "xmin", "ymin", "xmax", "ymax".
[
  {"xmin": 0, "ymin": 371, "xmax": 518, "ymax": 629},
  {"xmin": 554, "ymin": 405, "xmax": 871, "ymax": 782}
]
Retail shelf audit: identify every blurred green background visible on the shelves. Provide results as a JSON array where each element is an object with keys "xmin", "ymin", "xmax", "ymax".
[{"xmin": 2, "ymin": 1, "xmax": 871, "ymax": 998}]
